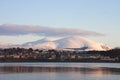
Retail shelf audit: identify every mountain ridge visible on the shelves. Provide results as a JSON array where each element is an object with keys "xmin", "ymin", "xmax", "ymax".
[{"xmin": 22, "ymin": 36, "xmax": 111, "ymax": 51}]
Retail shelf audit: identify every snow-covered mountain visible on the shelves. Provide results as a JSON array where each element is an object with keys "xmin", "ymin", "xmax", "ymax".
[{"xmin": 22, "ymin": 36, "xmax": 111, "ymax": 51}]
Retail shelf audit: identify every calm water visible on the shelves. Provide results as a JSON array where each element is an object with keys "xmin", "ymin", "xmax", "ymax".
[{"xmin": 0, "ymin": 63, "xmax": 120, "ymax": 80}]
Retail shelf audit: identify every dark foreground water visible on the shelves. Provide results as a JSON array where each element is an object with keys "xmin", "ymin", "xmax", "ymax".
[{"xmin": 0, "ymin": 63, "xmax": 120, "ymax": 80}]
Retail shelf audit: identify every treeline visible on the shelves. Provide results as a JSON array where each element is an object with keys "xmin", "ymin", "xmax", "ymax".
[{"xmin": 0, "ymin": 47, "xmax": 120, "ymax": 62}]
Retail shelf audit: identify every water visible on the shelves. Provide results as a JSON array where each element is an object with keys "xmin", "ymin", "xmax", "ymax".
[{"xmin": 0, "ymin": 63, "xmax": 120, "ymax": 80}]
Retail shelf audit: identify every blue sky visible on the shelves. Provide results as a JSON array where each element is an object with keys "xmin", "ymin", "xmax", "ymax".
[{"xmin": 0, "ymin": 0, "xmax": 120, "ymax": 47}]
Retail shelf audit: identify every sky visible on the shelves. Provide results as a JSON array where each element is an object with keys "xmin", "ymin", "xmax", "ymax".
[{"xmin": 0, "ymin": 0, "xmax": 120, "ymax": 47}]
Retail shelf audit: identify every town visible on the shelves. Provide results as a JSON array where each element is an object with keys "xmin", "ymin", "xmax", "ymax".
[{"xmin": 0, "ymin": 47, "xmax": 120, "ymax": 62}]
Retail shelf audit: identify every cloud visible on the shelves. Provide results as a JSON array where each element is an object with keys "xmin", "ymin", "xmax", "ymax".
[{"xmin": 0, "ymin": 23, "xmax": 103, "ymax": 37}]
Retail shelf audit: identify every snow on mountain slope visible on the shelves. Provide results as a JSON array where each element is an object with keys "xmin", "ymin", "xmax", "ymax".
[
  {"xmin": 22, "ymin": 37, "xmax": 60, "ymax": 49},
  {"xmin": 22, "ymin": 36, "xmax": 111, "ymax": 51}
]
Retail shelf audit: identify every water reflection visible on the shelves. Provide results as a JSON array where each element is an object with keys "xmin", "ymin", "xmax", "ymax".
[{"xmin": 0, "ymin": 66, "xmax": 120, "ymax": 75}]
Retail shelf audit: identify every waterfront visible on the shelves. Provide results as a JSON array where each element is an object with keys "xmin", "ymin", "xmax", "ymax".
[{"xmin": 0, "ymin": 63, "xmax": 120, "ymax": 80}]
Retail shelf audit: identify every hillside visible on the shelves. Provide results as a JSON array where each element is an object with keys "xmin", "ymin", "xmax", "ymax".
[{"xmin": 22, "ymin": 36, "xmax": 111, "ymax": 51}]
